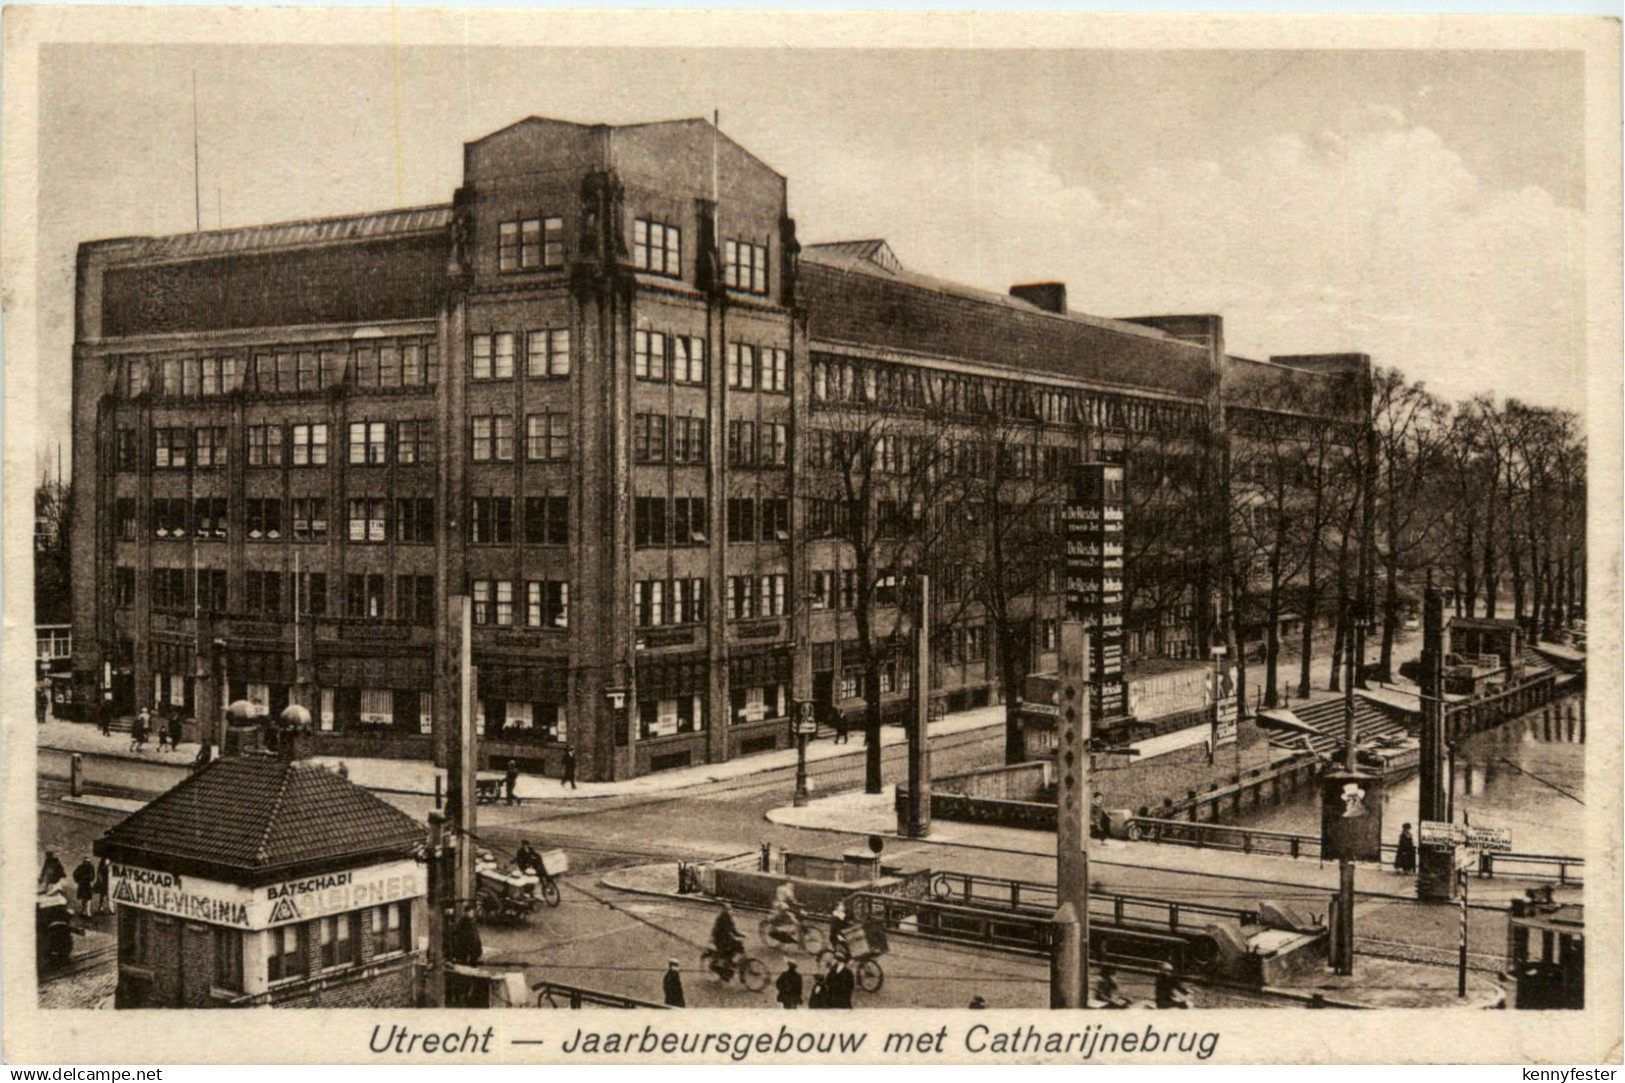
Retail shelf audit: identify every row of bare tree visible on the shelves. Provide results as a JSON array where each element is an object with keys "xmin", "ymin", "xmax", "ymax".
[{"xmin": 799, "ymin": 366, "xmax": 1584, "ymax": 790}]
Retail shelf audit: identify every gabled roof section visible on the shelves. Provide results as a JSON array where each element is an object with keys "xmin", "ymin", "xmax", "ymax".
[
  {"xmin": 96, "ymin": 757, "xmax": 426, "ymax": 883},
  {"xmin": 807, "ymin": 240, "xmax": 902, "ymax": 274}
]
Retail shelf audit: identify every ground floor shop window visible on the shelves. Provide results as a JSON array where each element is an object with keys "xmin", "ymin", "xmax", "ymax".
[
  {"xmin": 731, "ymin": 683, "xmax": 787, "ymax": 725},
  {"xmin": 267, "ymin": 923, "xmax": 307, "ymax": 982},
  {"xmin": 477, "ymin": 699, "xmax": 565, "ymax": 742},
  {"xmin": 212, "ymin": 927, "xmax": 243, "ymax": 992},
  {"xmin": 638, "ymin": 694, "xmax": 706, "ymax": 739},
  {"xmin": 840, "ymin": 666, "xmax": 865, "ymax": 702},
  {"xmin": 372, "ymin": 902, "xmax": 409, "ymax": 955},
  {"xmin": 318, "ymin": 912, "xmax": 360, "ymax": 968}
]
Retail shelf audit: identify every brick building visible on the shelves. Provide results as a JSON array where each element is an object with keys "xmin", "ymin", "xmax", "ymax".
[
  {"xmin": 95, "ymin": 742, "xmax": 427, "ymax": 1008},
  {"xmin": 70, "ymin": 115, "xmax": 1370, "ymax": 781}
]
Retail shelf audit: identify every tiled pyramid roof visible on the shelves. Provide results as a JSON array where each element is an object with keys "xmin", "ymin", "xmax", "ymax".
[{"xmin": 95, "ymin": 756, "xmax": 426, "ymax": 884}]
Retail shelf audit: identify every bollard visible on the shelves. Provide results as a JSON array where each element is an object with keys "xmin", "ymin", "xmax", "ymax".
[
  {"xmin": 70, "ymin": 753, "xmax": 83, "ymax": 797},
  {"xmin": 1049, "ymin": 901, "xmax": 1084, "ymax": 1008}
]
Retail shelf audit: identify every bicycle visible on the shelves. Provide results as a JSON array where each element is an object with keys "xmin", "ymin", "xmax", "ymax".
[
  {"xmin": 759, "ymin": 908, "xmax": 827, "ymax": 955},
  {"xmin": 815, "ymin": 943, "xmax": 885, "ymax": 993},
  {"xmin": 701, "ymin": 946, "xmax": 769, "ymax": 992}
]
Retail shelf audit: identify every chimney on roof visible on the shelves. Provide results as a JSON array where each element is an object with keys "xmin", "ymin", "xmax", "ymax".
[
  {"xmin": 1010, "ymin": 282, "xmax": 1067, "ymax": 314},
  {"xmin": 222, "ymin": 700, "xmax": 265, "ymax": 758}
]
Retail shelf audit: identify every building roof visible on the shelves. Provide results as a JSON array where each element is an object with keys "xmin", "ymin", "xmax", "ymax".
[
  {"xmin": 95, "ymin": 756, "xmax": 426, "ymax": 884},
  {"xmin": 801, "ymin": 240, "xmax": 1213, "ymax": 399},
  {"xmin": 86, "ymin": 204, "xmax": 454, "ymax": 264}
]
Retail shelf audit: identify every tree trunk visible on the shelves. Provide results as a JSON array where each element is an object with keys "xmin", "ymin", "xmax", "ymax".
[
  {"xmin": 999, "ymin": 625, "xmax": 1025, "ymax": 765},
  {"xmin": 863, "ymin": 654, "xmax": 883, "ymax": 794}
]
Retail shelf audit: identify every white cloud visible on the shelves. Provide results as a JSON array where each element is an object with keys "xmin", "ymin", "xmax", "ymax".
[{"xmin": 800, "ymin": 109, "xmax": 1585, "ymax": 410}]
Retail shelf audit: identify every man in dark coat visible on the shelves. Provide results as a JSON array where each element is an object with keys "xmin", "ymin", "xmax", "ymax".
[
  {"xmin": 1395, "ymin": 823, "xmax": 1418, "ymax": 874},
  {"xmin": 168, "ymin": 713, "xmax": 184, "ymax": 753},
  {"xmin": 448, "ymin": 903, "xmax": 483, "ymax": 965},
  {"xmin": 775, "ymin": 961, "xmax": 804, "ymax": 1009},
  {"xmin": 663, "ymin": 960, "xmax": 686, "ymax": 1007},
  {"xmin": 504, "ymin": 760, "xmax": 519, "ymax": 805},
  {"xmin": 72, "ymin": 857, "xmax": 97, "ymax": 917},
  {"xmin": 515, "ymin": 840, "xmax": 542, "ymax": 877},
  {"xmin": 827, "ymin": 958, "xmax": 856, "ymax": 1008},
  {"xmin": 561, "ymin": 748, "xmax": 578, "ymax": 790},
  {"xmin": 38, "ymin": 852, "xmax": 66, "ymax": 892},
  {"xmin": 95, "ymin": 857, "xmax": 110, "ymax": 916}
]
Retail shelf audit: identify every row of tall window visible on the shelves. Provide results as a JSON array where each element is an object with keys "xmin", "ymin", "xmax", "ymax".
[
  {"xmin": 634, "ymin": 414, "xmax": 708, "ymax": 464},
  {"xmin": 633, "ymin": 218, "xmax": 682, "ymax": 276},
  {"xmin": 725, "ymin": 574, "xmax": 788, "ymax": 620},
  {"xmin": 634, "ymin": 331, "xmax": 706, "ymax": 384},
  {"xmin": 467, "ymin": 495, "xmax": 570, "ymax": 546},
  {"xmin": 470, "ymin": 330, "xmax": 571, "ymax": 380},
  {"xmin": 633, "ymin": 578, "xmax": 708, "ymax": 628},
  {"xmin": 116, "ymin": 338, "xmax": 439, "ymax": 399},
  {"xmin": 470, "ymin": 579, "xmax": 570, "ymax": 629},
  {"xmin": 726, "ymin": 344, "xmax": 790, "ymax": 392},
  {"xmin": 634, "ymin": 495, "xmax": 707, "ymax": 547},
  {"xmin": 134, "ymin": 566, "xmax": 435, "ymax": 624},
  {"xmin": 723, "ymin": 239, "xmax": 769, "ymax": 295},
  {"xmin": 811, "ymin": 355, "xmax": 1204, "ymax": 434},
  {"xmin": 727, "ymin": 420, "xmax": 788, "ymax": 467},
  {"xmin": 725, "ymin": 496, "xmax": 790, "ymax": 544},
  {"xmin": 470, "ymin": 414, "xmax": 570, "ymax": 462},
  {"xmin": 497, "ymin": 216, "xmax": 565, "ymax": 272}
]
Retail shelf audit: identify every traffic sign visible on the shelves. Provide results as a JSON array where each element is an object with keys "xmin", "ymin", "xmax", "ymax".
[
  {"xmin": 795, "ymin": 701, "xmax": 818, "ymax": 736},
  {"xmin": 1462, "ymin": 824, "xmax": 1513, "ymax": 853}
]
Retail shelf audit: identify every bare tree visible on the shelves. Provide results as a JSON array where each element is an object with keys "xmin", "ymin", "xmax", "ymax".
[
  {"xmin": 802, "ymin": 386, "xmax": 958, "ymax": 793},
  {"xmin": 1371, "ymin": 368, "xmax": 1448, "ymax": 680}
]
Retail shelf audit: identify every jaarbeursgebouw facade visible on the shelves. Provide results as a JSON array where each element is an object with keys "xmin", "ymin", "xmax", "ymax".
[{"xmin": 70, "ymin": 116, "xmax": 1371, "ymax": 781}]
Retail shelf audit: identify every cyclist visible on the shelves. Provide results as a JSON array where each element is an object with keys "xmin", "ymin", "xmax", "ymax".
[
  {"xmin": 1093, "ymin": 965, "xmax": 1128, "ymax": 1008},
  {"xmin": 766, "ymin": 881, "xmax": 801, "ymax": 945},
  {"xmin": 710, "ymin": 902, "xmax": 744, "ymax": 979},
  {"xmin": 826, "ymin": 901, "xmax": 853, "ymax": 957}
]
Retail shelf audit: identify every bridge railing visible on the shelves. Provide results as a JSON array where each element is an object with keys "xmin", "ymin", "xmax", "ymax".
[
  {"xmin": 533, "ymin": 981, "xmax": 670, "ymax": 1009},
  {"xmin": 927, "ymin": 872, "xmax": 1259, "ymax": 930},
  {"xmin": 1124, "ymin": 817, "xmax": 1583, "ymax": 883}
]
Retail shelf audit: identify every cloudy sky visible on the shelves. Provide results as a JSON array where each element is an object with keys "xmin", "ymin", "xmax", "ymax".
[{"xmin": 33, "ymin": 43, "xmax": 1588, "ymax": 471}]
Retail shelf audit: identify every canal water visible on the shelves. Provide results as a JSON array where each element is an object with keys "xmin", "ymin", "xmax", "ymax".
[{"xmin": 1232, "ymin": 694, "xmax": 1586, "ymax": 856}]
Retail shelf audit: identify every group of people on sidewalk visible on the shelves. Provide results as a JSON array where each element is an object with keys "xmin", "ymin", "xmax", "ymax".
[
  {"xmin": 126, "ymin": 707, "xmax": 186, "ymax": 754},
  {"xmin": 39, "ymin": 851, "xmax": 110, "ymax": 918}
]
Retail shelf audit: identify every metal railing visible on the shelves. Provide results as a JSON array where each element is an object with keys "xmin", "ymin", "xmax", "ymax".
[
  {"xmin": 1125, "ymin": 817, "xmax": 1583, "ymax": 884},
  {"xmin": 927, "ymin": 872, "xmax": 1260, "ymax": 930},
  {"xmin": 847, "ymin": 890, "xmax": 1054, "ymax": 956},
  {"xmin": 533, "ymin": 981, "xmax": 671, "ymax": 1009}
]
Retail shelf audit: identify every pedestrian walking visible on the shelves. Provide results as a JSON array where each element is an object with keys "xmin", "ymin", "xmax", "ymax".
[
  {"xmin": 168, "ymin": 713, "xmax": 183, "ymax": 752},
  {"xmin": 155, "ymin": 709, "xmax": 173, "ymax": 751},
  {"xmin": 38, "ymin": 852, "xmax": 66, "ymax": 893},
  {"xmin": 663, "ymin": 960, "xmax": 686, "ymax": 1007},
  {"xmin": 95, "ymin": 856, "xmax": 110, "ymax": 916},
  {"xmin": 828, "ymin": 957, "xmax": 855, "ymax": 1009},
  {"xmin": 36, "ymin": 683, "xmax": 49, "ymax": 726},
  {"xmin": 336, "ymin": 761, "xmax": 349, "ymax": 781},
  {"xmin": 130, "ymin": 709, "xmax": 149, "ymax": 753},
  {"xmin": 1395, "ymin": 823, "xmax": 1417, "ymax": 874},
  {"xmin": 775, "ymin": 961, "xmax": 804, "ymax": 1009},
  {"xmin": 72, "ymin": 857, "xmax": 97, "ymax": 917},
  {"xmin": 561, "ymin": 747, "xmax": 577, "ymax": 790},
  {"xmin": 833, "ymin": 712, "xmax": 849, "ymax": 744},
  {"xmin": 504, "ymin": 759, "xmax": 519, "ymax": 805},
  {"xmin": 97, "ymin": 701, "xmax": 111, "ymax": 737},
  {"xmin": 807, "ymin": 970, "xmax": 830, "ymax": 1009}
]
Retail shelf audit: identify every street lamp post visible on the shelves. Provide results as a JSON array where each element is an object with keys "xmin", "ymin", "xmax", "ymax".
[{"xmin": 793, "ymin": 701, "xmax": 812, "ymax": 808}]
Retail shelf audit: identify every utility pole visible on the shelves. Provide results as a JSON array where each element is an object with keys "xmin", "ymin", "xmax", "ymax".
[
  {"xmin": 445, "ymin": 595, "xmax": 477, "ymax": 908},
  {"xmin": 1321, "ymin": 603, "xmax": 1380, "ymax": 974},
  {"xmin": 1337, "ymin": 616, "xmax": 1358, "ymax": 975},
  {"xmin": 423, "ymin": 811, "xmax": 448, "ymax": 1008},
  {"xmin": 1417, "ymin": 577, "xmax": 1459, "ymax": 902},
  {"xmin": 1051, "ymin": 621, "xmax": 1091, "ymax": 1008},
  {"xmin": 904, "ymin": 575, "xmax": 932, "ymax": 839},
  {"xmin": 1457, "ymin": 867, "xmax": 1469, "ymax": 998}
]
